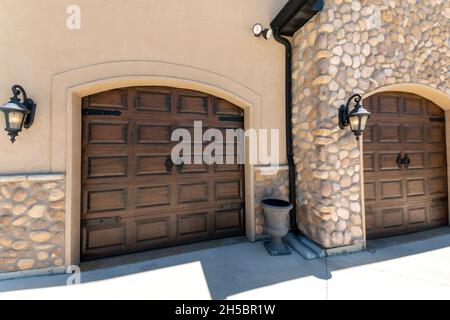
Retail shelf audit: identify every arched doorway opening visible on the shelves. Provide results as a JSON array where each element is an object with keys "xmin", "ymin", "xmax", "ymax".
[
  {"xmin": 81, "ymin": 86, "xmax": 246, "ymax": 260},
  {"xmin": 363, "ymin": 92, "xmax": 448, "ymax": 239}
]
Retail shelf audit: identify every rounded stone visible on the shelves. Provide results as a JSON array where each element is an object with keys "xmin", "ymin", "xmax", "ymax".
[
  {"xmin": 12, "ymin": 216, "xmax": 29, "ymax": 226},
  {"xmin": 337, "ymin": 208, "xmax": 350, "ymax": 220},
  {"xmin": 49, "ymin": 211, "xmax": 65, "ymax": 222},
  {"xmin": 49, "ymin": 189, "xmax": 65, "ymax": 202},
  {"xmin": 331, "ymin": 232, "xmax": 345, "ymax": 246},
  {"xmin": 13, "ymin": 188, "xmax": 28, "ymax": 202},
  {"xmin": 50, "ymin": 201, "xmax": 65, "ymax": 209},
  {"xmin": 351, "ymin": 214, "xmax": 362, "ymax": 226},
  {"xmin": 351, "ymin": 1, "xmax": 361, "ymax": 12},
  {"xmin": 350, "ymin": 202, "xmax": 361, "ymax": 213},
  {"xmin": 351, "ymin": 226, "xmax": 363, "ymax": 238},
  {"xmin": 12, "ymin": 205, "xmax": 27, "ymax": 216},
  {"xmin": 54, "ymin": 258, "xmax": 64, "ymax": 267},
  {"xmin": 29, "ymin": 231, "xmax": 52, "ymax": 243},
  {"xmin": 0, "ymin": 237, "xmax": 13, "ymax": 248},
  {"xmin": 1, "ymin": 187, "xmax": 12, "ymax": 199},
  {"xmin": 320, "ymin": 181, "xmax": 333, "ymax": 197},
  {"xmin": 337, "ymin": 220, "xmax": 347, "ymax": 231},
  {"xmin": 37, "ymin": 252, "xmax": 49, "ymax": 261},
  {"xmin": 28, "ymin": 205, "xmax": 47, "ymax": 219},
  {"xmin": 340, "ymin": 176, "xmax": 352, "ymax": 188},
  {"xmin": 17, "ymin": 259, "xmax": 35, "ymax": 271},
  {"xmin": 342, "ymin": 54, "xmax": 353, "ymax": 66},
  {"xmin": 13, "ymin": 241, "xmax": 31, "ymax": 251}
]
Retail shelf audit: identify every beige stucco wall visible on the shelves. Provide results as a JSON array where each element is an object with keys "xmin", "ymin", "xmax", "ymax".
[{"xmin": 0, "ymin": 0, "xmax": 288, "ymax": 174}]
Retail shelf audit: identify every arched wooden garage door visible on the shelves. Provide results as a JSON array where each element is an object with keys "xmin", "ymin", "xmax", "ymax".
[
  {"xmin": 363, "ymin": 92, "xmax": 449, "ymax": 239},
  {"xmin": 81, "ymin": 87, "xmax": 245, "ymax": 260}
]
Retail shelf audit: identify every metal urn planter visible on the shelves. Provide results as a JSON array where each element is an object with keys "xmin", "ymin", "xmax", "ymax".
[{"xmin": 261, "ymin": 199, "xmax": 293, "ymax": 256}]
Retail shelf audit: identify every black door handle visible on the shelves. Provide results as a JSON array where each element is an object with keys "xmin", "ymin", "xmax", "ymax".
[
  {"xmin": 176, "ymin": 161, "xmax": 184, "ymax": 172},
  {"xmin": 403, "ymin": 154, "xmax": 411, "ymax": 169},
  {"xmin": 396, "ymin": 154, "xmax": 404, "ymax": 168},
  {"xmin": 165, "ymin": 157, "xmax": 174, "ymax": 172}
]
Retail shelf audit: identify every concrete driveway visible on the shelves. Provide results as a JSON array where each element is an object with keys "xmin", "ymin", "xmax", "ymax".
[{"xmin": 0, "ymin": 228, "xmax": 450, "ymax": 300}]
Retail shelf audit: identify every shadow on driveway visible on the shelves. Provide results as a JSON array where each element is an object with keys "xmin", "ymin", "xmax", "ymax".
[{"xmin": 0, "ymin": 227, "xmax": 449, "ymax": 299}]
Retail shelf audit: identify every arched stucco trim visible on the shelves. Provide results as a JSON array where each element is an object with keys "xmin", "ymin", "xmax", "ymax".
[
  {"xmin": 363, "ymin": 83, "xmax": 450, "ymax": 111},
  {"xmin": 51, "ymin": 60, "xmax": 262, "ymax": 266}
]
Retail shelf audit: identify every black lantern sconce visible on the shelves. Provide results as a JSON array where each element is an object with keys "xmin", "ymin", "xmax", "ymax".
[
  {"xmin": 0, "ymin": 85, "xmax": 36, "ymax": 143},
  {"xmin": 339, "ymin": 94, "xmax": 371, "ymax": 140}
]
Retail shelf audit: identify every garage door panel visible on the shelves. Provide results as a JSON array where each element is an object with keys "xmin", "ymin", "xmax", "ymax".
[
  {"xmin": 430, "ymin": 203, "xmax": 448, "ymax": 223},
  {"xmin": 135, "ymin": 185, "xmax": 172, "ymax": 209},
  {"xmin": 136, "ymin": 124, "xmax": 172, "ymax": 145},
  {"xmin": 378, "ymin": 96, "xmax": 401, "ymax": 114},
  {"xmin": 408, "ymin": 206, "xmax": 427, "ymax": 225},
  {"xmin": 215, "ymin": 179, "xmax": 243, "ymax": 201},
  {"xmin": 84, "ymin": 187, "xmax": 128, "ymax": 215},
  {"xmin": 86, "ymin": 155, "xmax": 128, "ymax": 180},
  {"xmin": 136, "ymin": 154, "xmax": 172, "ymax": 176},
  {"xmin": 177, "ymin": 212, "xmax": 209, "ymax": 238},
  {"xmin": 135, "ymin": 89, "xmax": 172, "ymax": 113},
  {"xmin": 379, "ymin": 152, "xmax": 402, "ymax": 171},
  {"xmin": 428, "ymin": 152, "xmax": 447, "ymax": 169},
  {"xmin": 406, "ymin": 178, "xmax": 427, "ymax": 198},
  {"xmin": 178, "ymin": 94, "xmax": 209, "ymax": 115},
  {"xmin": 403, "ymin": 125, "xmax": 425, "ymax": 143},
  {"xmin": 87, "ymin": 89, "xmax": 128, "ymax": 110},
  {"xmin": 214, "ymin": 209, "xmax": 244, "ymax": 233},
  {"xmin": 363, "ymin": 152, "xmax": 375, "ymax": 172},
  {"xmin": 87, "ymin": 121, "xmax": 129, "ymax": 145},
  {"xmin": 380, "ymin": 180, "xmax": 403, "ymax": 200},
  {"xmin": 378, "ymin": 124, "xmax": 401, "ymax": 143},
  {"xmin": 214, "ymin": 98, "xmax": 244, "ymax": 116},
  {"xmin": 403, "ymin": 97, "xmax": 424, "ymax": 116},
  {"xmin": 428, "ymin": 126, "xmax": 445, "ymax": 143},
  {"xmin": 81, "ymin": 223, "xmax": 128, "ymax": 259},
  {"xmin": 406, "ymin": 152, "xmax": 425, "ymax": 170},
  {"xmin": 381, "ymin": 207, "xmax": 404, "ymax": 230},
  {"xmin": 135, "ymin": 217, "xmax": 171, "ymax": 244},
  {"xmin": 178, "ymin": 182, "xmax": 210, "ymax": 204},
  {"xmin": 429, "ymin": 176, "xmax": 447, "ymax": 195},
  {"xmin": 364, "ymin": 92, "xmax": 448, "ymax": 239},
  {"xmin": 363, "ymin": 124, "xmax": 374, "ymax": 143},
  {"xmin": 364, "ymin": 181, "xmax": 376, "ymax": 202}
]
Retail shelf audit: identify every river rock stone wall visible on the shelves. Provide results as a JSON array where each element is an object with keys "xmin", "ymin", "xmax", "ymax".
[
  {"xmin": 292, "ymin": 0, "xmax": 450, "ymax": 248},
  {"xmin": 0, "ymin": 175, "xmax": 65, "ymax": 273},
  {"xmin": 254, "ymin": 167, "xmax": 289, "ymax": 235}
]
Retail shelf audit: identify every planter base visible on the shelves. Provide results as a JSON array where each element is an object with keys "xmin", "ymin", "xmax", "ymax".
[{"xmin": 264, "ymin": 241, "xmax": 291, "ymax": 256}]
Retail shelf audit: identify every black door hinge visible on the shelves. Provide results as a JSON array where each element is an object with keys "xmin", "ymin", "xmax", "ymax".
[
  {"xmin": 82, "ymin": 109, "xmax": 122, "ymax": 116},
  {"xmin": 219, "ymin": 116, "xmax": 244, "ymax": 122}
]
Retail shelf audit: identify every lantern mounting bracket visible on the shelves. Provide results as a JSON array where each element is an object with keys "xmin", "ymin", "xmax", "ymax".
[
  {"xmin": 339, "ymin": 93, "xmax": 362, "ymax": 130},
  {"xmin": 11, "ymin": 85, "xmax": 37, "ymax": 129}
]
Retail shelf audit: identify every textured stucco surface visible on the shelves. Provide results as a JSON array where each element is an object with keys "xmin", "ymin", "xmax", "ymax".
[{"xmin": 292, "ymin": 0, "xmax": 450, "ymax": 248}]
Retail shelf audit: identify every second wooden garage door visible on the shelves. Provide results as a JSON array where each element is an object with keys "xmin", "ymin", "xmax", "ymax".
[
  {"xmin": 364, "ymin": 92, "xmax": 448, "ymax": 239},
  {"xmin": 81, "ymin": 87, "xmax": 245, "ymax": 260}
]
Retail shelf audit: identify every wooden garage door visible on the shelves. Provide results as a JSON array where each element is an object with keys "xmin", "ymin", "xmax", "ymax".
[
  {"xmin": 364, "ymin": 92, "xmax": 448, "ymax": 239},
  {"xmin": 81, "ymin": 87, "xmax": 245, "ymax": 260}
]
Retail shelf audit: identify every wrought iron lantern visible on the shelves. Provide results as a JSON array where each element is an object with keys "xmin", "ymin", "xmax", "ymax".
[
  {"xmin": 339, "ymin": 94, "xmax": 371, "ymax": 140},
  {"xmin": 0, "ymin": 85, "xmax": 36, "ymax": 143}
]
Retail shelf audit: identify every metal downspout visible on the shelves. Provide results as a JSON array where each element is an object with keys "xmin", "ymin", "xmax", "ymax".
[{"xmin": 271, "ymin": 27, "xmax": 300, "ymax": 235}]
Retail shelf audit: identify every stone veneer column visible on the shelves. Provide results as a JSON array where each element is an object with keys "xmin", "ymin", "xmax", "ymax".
[
  {"xmin": 292, "ymin": 0, "xmax": 449, "ymax": 249},
  {"xmin": 0, "ymin": 174, "xmax": 65, "ymax": 273}
]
